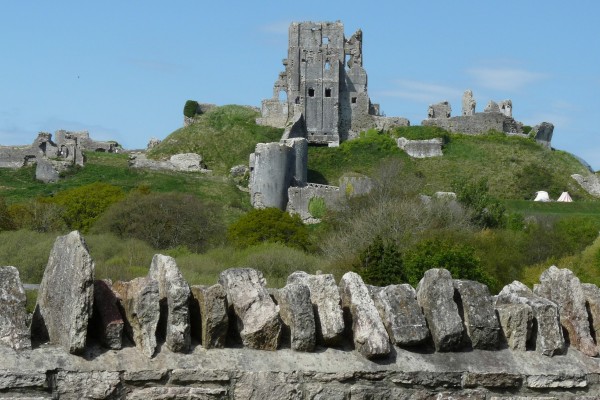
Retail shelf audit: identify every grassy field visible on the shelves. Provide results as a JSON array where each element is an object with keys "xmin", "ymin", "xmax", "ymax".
[{"xmin": 505, "ymin": 200, "xmax": 600, "ymax": 221}]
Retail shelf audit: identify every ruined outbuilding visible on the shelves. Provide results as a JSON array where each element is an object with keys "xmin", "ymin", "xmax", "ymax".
[{"xmin": 257, "ymin": 21, "xmax": 408, "ymax": 146}]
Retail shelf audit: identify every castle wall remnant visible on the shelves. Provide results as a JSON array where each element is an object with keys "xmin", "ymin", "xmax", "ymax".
[
  {"xmin": 423, "ymin": 90, "xmax": 527, "ymax": 136},
  {"xmin": 397, "ymin": 137, "xmax": 444, "ymax": 158},
  {"xmin": 4, "ymin": 231, "xmax": 600, "ymax": 398},
  {"xmin": 257, "ymin": 21, "xmax": 408, "ymax": 146}
]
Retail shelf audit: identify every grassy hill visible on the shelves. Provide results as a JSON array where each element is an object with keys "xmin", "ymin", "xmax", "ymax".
[{"xmin": 147, "ymin": 105, "xmax": 283, "ymax": 174}]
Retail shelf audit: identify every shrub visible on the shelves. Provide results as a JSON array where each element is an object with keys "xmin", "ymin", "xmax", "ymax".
[
  {"xmin": 355, "ymin": 236, "xmax": 404, "ymax": 286},
  {"xmin": 8, "ymin": 200, "xmax": 66, "ymax": 233},
  {"xmin": 308, "ymin": 197, "xmax": 326, "ymax": 219},
  {"xmin": 403, "ymin": 238, "xmax": 496, "ymax": 289},
  {"xmin": 0, "ymin": 197, "xmax": 15, "ymax": 231},
  {"xmin": 183, "ymin": 100, "xmax": 199, "ymax": 118},
  {"xmin": 93, "ymin": 192, "xmax": 225, "ymax": 253},
  {"xmin": 452, "ymin": 177, "xmax": 506, "ymax": 229},
  {"xmin": 45, "ymin": 183, "xmax": 125, "ymax": 232},
  {"xmin": 227, "ymin": 208, "xmax": 311, "ymax": 251}
]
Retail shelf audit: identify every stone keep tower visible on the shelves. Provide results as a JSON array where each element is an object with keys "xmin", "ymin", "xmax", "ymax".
[{"xmin": 258, "ymin": 21, "xmax": 399, "ymax": 146}]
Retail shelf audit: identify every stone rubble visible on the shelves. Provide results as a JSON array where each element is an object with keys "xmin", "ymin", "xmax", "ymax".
[
  {"xmin": 495, "ymin": 302, "xmax": 533, "ymax": 351},
  {"xmin": 274, "ymin": 282, "xmax": 316, "ymax": 352},
  {"xmin": 454, "ymin": 279, "xmax": 501, "ymax": 349},
  {"xmin": 190, "ymin": 284, "xmax": 229, "ymax": 349}
]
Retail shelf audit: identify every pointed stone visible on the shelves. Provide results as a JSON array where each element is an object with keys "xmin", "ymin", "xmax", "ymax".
[
  {"xmin": 454, "ymin": 279, "xmax": 501, "ymax": 350},
  {"xmin": 92, "ymin": 279, "xmax": 123, "ymax": 350},
  {"xmin": 190, "ymin": 284, "xmax": 229, "ymax": 349},
  {"xmin": 113, "ymin": 277, "xmax": 160, "ymax": 358},
  {"xmin": 287, "ymin": 271, "xmax": 344, "ymax": 345},
  {"xmin": 275, "ymin": 282, "xmax": 316, "ymax": 352},
  {"xmin": 149, "ymin": 254, "xmax": 191, "ymax": 353},
  {"xmin": 495, "ymin": 302, "xmax": 533, "ymax": 351},
  {"xmin": 31, "ymin": 231, "xmax": 94, "ymax": 354},
  {"xmin": 534, "ymin": 266, "xmax": 597, "ymax": 357},
  {"xmin": 339, "ymin": 272, "xmax": 390, "ymax": 359},
  {"xmin": 416, "ymin": 269, "xmax": 463, "ymax": 352},
  {"xmin": 219, "ymin": 268, "xmax": 281, "ymax": 350},
  {"xmin": 0, "ymin": 266, "xmax": 31, "ymax": 350},
  {"xmin": 368, "ymin": 284, "xmax": 429, "ymax": 347},
  {"xmin": 497, "ymin": 280, "xmax": 565, "ymax": 356}
]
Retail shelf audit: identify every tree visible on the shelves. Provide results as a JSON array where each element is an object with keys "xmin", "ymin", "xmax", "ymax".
[
  {"xmin": 452, "ymin": 177, "xmax": 506, "ymax": 229},
  {"xmin": 93, "ymin": 192, "xmax": 224, "ymax": 252},
  {"xmin": 227, "ymin": 208, "xmax": 311, "ymax": 251},
  {"xmin": 355, "ymin": 236, "xmax": 404, "ymax": 286}
]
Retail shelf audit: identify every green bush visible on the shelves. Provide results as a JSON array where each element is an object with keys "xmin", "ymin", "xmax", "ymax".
[
  {"xmin": 93, "ymin": 191, "xmax": 225, "ymax": 253},
  {"xmin": 453, "ymin": 177, "xmax": 506, "ymax": 229},
  {"xmin": 0, "ymin": 197, "xmax": 15, "ymax": 231},
  {"xmin": 183, "ymin": 100, "xmax": 199, "ymax": 118},
  {"xmin": 8, "ymin": 200, "xmax": 66, "ymax": 233},
  {"xmin": 356, "ymin": 236, "xmax": 404, "ymax": 286},
  {"xmin": 308, "ymin": 197, "xmax": 326, "ymax": 219},
  {"xmin": 45, "ymin": 182, "xmax": 125, "ymax": 232},
  {"xmin": 403, "ymin": 238, "xmax": 496, "ymax": 289},
  {"xmin": 227, "ymin": 208, "xmax": 311, "ymax": 251}
]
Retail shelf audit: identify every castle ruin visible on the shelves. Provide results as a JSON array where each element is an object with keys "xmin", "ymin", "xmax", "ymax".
[{"xmin": 257, "ymin": 21, "xmax": 408, "ymax": 146}]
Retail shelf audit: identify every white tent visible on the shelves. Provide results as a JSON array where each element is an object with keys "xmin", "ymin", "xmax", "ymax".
[
  {"xmin": 534, "ymin": 191, "xmax": 550, "ymax": 202},
  {"xmin": 557, "ymin": 192, "xmax": 573, "ymax": 202}
]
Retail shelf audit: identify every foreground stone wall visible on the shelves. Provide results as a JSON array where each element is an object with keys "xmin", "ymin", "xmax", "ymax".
[{"xmin": 4, "ymin": 231, "xmax": 600, "ymax": 399}]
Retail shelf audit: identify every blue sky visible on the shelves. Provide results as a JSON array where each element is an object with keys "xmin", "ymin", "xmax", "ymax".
[{"xmin": 1, "ymin": 1, "xmax": 599, "ymax": 170}]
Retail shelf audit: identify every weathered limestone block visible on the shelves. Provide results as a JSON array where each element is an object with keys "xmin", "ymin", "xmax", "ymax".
[
  {"xmin": 0, "ymin": 266, "xmax": 31, "ymax": 350},
  {"xmin": 532, "ymin": 122, "xmax": 554, "ymax": 148},
  {"xmin": 112, "ymin": 277, "xmax": 160, "ymax": 358},
  {"xmin": 55, "ymin": 370, "xmax": 121, "ymax": 400},
  {"xmin": 149, "ymin": 254, "xmax": 191, "ymax": 353},
  {"xmin": 397, "ymin": 137, "xmax": 443, "ymax": 158},
  {"xmin": 92, "ymin": 279, "xmax": 123, "ymax": 350},
  {"xmin": 534, "ymin": 266, "xmax": 597, "ymax": 357},
  {"xmin": 275, "ymin": 282, "xmax": 316, "ymax": 351},
  {"xmin": 218, "ymin": 268, "xmax": 281, "ymax": 350},
  {"xmin": 462, "ymin": 89, "xmax": 476, "ymax": 116},
  {"xmin": 234, "ymin": 372, "xmax": 302, "ymax": 400},
  {"xmin": 497, "ymin": 281, "xmax": 565, "ymax": 356},
  {"xmin": 368, "ymin": 284, "xmax": 429, "ymax": 346},
  {"xmin": 287, "ymin": 271, "xmax": 344, "ymax": 345},
  {"xmin": 572, "ymin": 173, "xmax": 600, "ymax": 198},
  {"xmin": 339, "ymin": 272, "xmax": 390, "ymax": 358},
  {"xmin": 582, "ymin": 283, "xmax": 600, "ymax": 348},
  {"xmin": 427, "ymin": 101, "xmax": 451, "ymax": 118},
  {"xmin": 190, "ymin": 284, "xmax": 229, "ymax": 349},
  {"xmin": 484, "ymin": 100, "xmax": 501, "ymax": 113},
  {"xmin": 454, "ymin": 279, "xmax": 501, "ymax": 349},
  {"xmin": 31, "ymin": 231, "xmax": 94, "ymax": 354},
  {"xmin": 128, "ymin": 386, "xmax": 227, "ymax": 400},
  {"xmin": 495, "ymin": 302, "xmax": 532, "ymax": 351},
  {"xmin": 416, "ymin": 269, "xmax": 464, "ymax": 351}
]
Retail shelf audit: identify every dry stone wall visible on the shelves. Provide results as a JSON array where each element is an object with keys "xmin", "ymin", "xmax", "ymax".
[{"xmin": 4, "ymin": 232, "xmax": 600, "ymax": 398}]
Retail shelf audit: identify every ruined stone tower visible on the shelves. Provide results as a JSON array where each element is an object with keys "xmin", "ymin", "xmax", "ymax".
[{"xmin": 258, "ymin": 21, "xmax": 408, "ymax": 146}]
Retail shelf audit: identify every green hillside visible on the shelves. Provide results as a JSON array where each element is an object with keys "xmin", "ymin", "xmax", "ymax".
[{"xmin": 147, "ymin": 105, "xmax": 283, "ymax": 174}]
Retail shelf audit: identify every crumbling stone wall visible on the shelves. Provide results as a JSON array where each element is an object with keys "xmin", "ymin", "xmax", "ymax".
[
  {"xmin": 397, "ymin": 137, "xmax": 444, "ymax": 158},
  {"xmin": 257, "ymin": 21, "xmax": 408, "ymax": 146},
  {"xmin": 3, "ymin": 231, "xmax": 600, "ymax": 398}
]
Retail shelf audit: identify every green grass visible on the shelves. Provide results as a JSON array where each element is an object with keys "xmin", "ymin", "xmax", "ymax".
[
  {"xmin": 504, "ymin": 200, "xmax": 600, "ymax": 221},
  {"xmin": 148, "ymin": 105, "xmax": 283, "ymax": 174}
]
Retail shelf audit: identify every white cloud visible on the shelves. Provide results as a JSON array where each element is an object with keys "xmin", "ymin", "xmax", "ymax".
[
  {"xmin": 376, "ymin": 79, "xmax": 462, "ymax": 103},
  {"xmin": 467, "ymin": 67, "xmax": 548, "ymax": 91}
]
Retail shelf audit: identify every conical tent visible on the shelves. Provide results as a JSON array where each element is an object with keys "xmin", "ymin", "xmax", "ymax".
[
  {"xmin": 557, "ymin": 192, "xmax": 573, "ymax": 202},
  {"xmin": 534, "ymin": 191, "xmax": 550, "ymax": 202}
]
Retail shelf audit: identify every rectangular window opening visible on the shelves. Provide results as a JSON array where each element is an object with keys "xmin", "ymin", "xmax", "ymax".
[
  {"xmin": 325, "ymin": 61, "xmax": 330, "ymax": 71},
  {"xmin": 308, "ymin": 88, "xmax": 315, "ymax": 97},
  {"xmin": 325, "ymin": 88, "xmax": 332, "ymax": 98},
  {"xmin": 323, "ymin": 36, "xmax": 329, "ymax": 45},
  {"xmin": 351, "ymin": 97, "xmax": 357, "ymax": 104}
]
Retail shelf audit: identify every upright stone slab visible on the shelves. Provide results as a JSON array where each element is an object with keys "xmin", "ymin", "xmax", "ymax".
[
  {"xmin": 534, "ymin": 266, "xmax": 597, "ymax": 357},
  {"xmin": 218, "ymin": 268, "xmax": 281, "ymax": 350},
  {"xmin": 92, "ymin": 279, "xmax": 123, "ymax": 350},
  {"xmin": 190, "ymin": 284, "xmax": 229, "ymax": 349},
  {"xmin": 582, "ymin": 283, "xmax": 600, "ymax": 349},
  {"xmin": 31, "ymin": 231, "xmax": 94, "ymax": 354},
  {"xmin": 149, "ymin": 255, "xmax": 191, "ymax": 353},
  {"xmin": 416, "ymin": 269, "xmax": 464, "ymax": 352},
  {"xmin": 113, "ymin": 277, "xmax": 160, "ymax": 358},
  {"xmin": 497, "ymin": 281, "xmax": 565, "ymax": 356},
  {"xmin": 462, "ymin": 89, "xmax": 476, "ymax": 116},
  {"xmin": 495, "ymin": 302, "xmax": 532, "ymax": 351},
  {"xmin": 287, "ymin": 271, "xmax": 344, "ymax": 345},
  {"xmin": 368, "ymin": 284, "xmax": 429, "ymax": 346},
  {"xmin": 275, "ymin": 282, "xmax": 316, "ymax": 352},
  {"xmin": 454, "ymin": 279, "xmax": 501, "ymax": 350},
  {"xmin": 339, "ymin": 272, "xmax": 390, "ymax": 359},
  {"xmin": 0, "ymin": 266, "xmax": 31, "ymax": 350}
]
